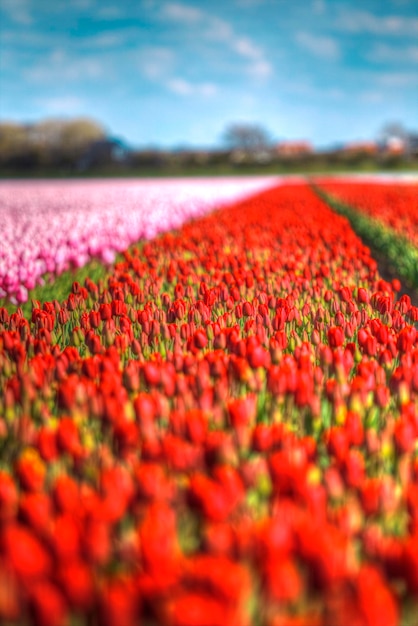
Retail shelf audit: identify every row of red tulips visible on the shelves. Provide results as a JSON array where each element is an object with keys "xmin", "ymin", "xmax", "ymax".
[
  {"xmin": 1, "ymin": 182, "xmax": 418, "ymax": 625},
  {"xmin": 315, "ymin": 179, "xmax": 418, "ymax": 248}
]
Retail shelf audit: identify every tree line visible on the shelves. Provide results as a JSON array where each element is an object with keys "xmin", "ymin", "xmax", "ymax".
[
  {"xmin": 1, "ymin": 118, "xmax": 417, "ymax": 176},
  {"xmin": 0, "ymin": 118, "xmax": 108, "ymax": 171}
]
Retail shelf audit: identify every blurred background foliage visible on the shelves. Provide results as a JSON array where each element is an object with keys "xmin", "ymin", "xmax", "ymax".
[{"xmin": 1, "ymin": 117, "xmax": 418, "ymax": 177}]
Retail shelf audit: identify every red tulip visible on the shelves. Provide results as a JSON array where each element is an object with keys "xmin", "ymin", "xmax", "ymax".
[
  {"xmin": 360, "ymin": 478, "xmax": 381, "ymax": 516},
  {"xmin": 227, "ymin": 395, "xmax": 257, "ymax": 429},
  {"xmin": 56, "ymin": 417, "xmax": 83, "ymax": 458},
  {"xmin": 14, "ymin": 448, "xmax": 46, "ymax": 492},
  {"xmin": 0, "ymin": 471, "xmax": 18, "ymax": 523},
  {"xmin": 28, "ymin": 581, "xmax": 68, "ymax": 626},
  {"xmin": 0, "ymin": 561, "xmax": 20, "ymax": 622},
  {"xmin": 393, "ymin": 416, "xmax": 416, "ymax": 454},
  {"xmin": 97, "ymin": 577, "xmax": 138, "ymax": 626},
  {"xmin": 51, "ymin": 475, "xmax": 80, "ymax": 515},
  {"xmin": 355, "ymin": 565, "xmax": 399, "ymax": 626},
  {"xmin": 18, "ymin": 492, "xmax": 52, "ymax": 535},
  {"xmin": 162, "ymin": 591, "xmax": 238, "ymax": 626},
  {"xmin": 82, "ymin": 519, "xmax": 111, "ymax": 566},
  {"xmin": 262, "ymin": 556, "xmax": 303, "ymax": 603},
  {"xmin": 3, "ymin": 523, "xmax": 52, "ymax": 580},
  {"xmin": 56, "ymin": 558, "xmax": 94, "ymax": 612}
]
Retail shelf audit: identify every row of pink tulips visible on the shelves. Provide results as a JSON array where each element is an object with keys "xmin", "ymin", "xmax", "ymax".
[{"xmin": 0, "ymin": 177, "xmax": 279, "ymax": 304}]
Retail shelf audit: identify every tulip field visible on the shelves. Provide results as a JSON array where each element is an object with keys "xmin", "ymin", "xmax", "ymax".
[{"xmin": 1, "ymin": 176, "xmax": 418, "ymax": 626}]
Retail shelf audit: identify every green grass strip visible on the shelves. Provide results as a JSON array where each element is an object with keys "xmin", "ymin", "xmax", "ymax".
[
  {"xmin": 314, "ymin": 185, "xmax": 418, "ymax": 291},
  {"xmin": 0, "ymin": 258, "xmax": 111, "ymax": 319}
]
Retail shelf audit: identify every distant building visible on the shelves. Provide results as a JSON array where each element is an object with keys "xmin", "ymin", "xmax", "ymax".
[
  {"xmin": 384, "ymin": 136, "xmax": 406, "ymax": 155},
  {"xmin": 340, "ymin": 141, "xmax": 378, "ymax": 155},
  {"xmin": 275, "ymin": 141, "xmax": 313, "ymax": 157},
  {"xmin": 378, "ymin": 124, "xmax": 410, "ymax": 155}
]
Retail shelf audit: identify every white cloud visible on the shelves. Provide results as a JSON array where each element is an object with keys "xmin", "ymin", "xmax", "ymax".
[
  {"xmin": 136, "ymin": 46, "xmax": 219, "ymax": 96},
  {"xmin": 160, "ymin": 3, "xmax": 273, "ymax": 80},
  {"xmin": 230, "ymin": 36, "xmax": 273, "ymax": 77},
  {"xmin": 86, "ymin": 33, "xmax": 128, "ymax": 48},
  {"xmin": 1, "ymin": 0, "xmax": 32, "ymax": 25},
  {"xmin": 286, "ymin": 82, "xmax": 344, "ymax": 99},
  {"xmin": 167, "ymin": 78, "xmax": 193, "ymax": 95},
  {"xmin": 204, "ymin": 17, "xmax": 234, "ymax": 42},
  {"xmin": 25, "ymin": 49, "xmax": 106, "ymax": 83},
  {"xmin": 162, "ymin": 5, "xmax": 234, "ymax": 44},
  {"xmin": 312, "ymin": 0, "xmax": 326, "ymax": 15},
  {"xmin": 326, "ymin": 87, "xmax": 344, "ymax": 99},
  {"xmin": 96, "ymin": 6, "xmax": 125, "ymax": 20},
  {"xmin": 367, "ymin": 43, "xmax": 418, "ymax": 63},
  {"xmin": 167, "ymin": 78, "xmax": 218, "ymax": 96},
  {"xmin": 359, "ymin": 90, "xmax": 385, "ymax": 104},
  {"xmin": 233, "ymin": 37, "xmax": 263, "ymax": 60},
  {"xmin": 38, "ymin": 95, "xmax": 86, "ymax": 115},
  {"xmin": 1, "ymin": 29, "xmax": 61, "ymax": 47},
  {"xmin": 249, "ymin": 59, "xmax": 273, "ymax": 78},
  {"xmin": 71, "ymin": 0, "xmax": 95, "ymax": 8},
  {"xmin": 234, "ymin": 0, "xmax": 265, "ymax": 6},
  {"xmin": 136, "ymin": 47, "xmax": 176, "ymax": 79},
  {"xmin": 334, "ymin": 9, "xmax": 418, "ymax": 35},
  {"xmin": 3, "ymin": 27, "xmax": 134, "ymax": 54},
  {"xmin": 295, "ymin": 32, "xmax": 340, "ymax": 60},
  {"xmin": 199, "ymin": 83, "xmax": 218, "ymax": 96},
  {"xmin": 376, "ymin": 71, "xmax": 418, "ymax": 87},
  {"xmin": 161, "ymin": 2, "xmax": 205, "ymax": 23}
]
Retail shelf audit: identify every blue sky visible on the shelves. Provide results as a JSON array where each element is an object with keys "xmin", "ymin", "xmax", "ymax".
[{"xmin": 0, "ymin": 0, "xmax": 417, "ymax": 149}]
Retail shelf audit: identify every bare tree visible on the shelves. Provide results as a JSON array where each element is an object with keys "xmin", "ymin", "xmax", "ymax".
[
  {"xmin": 222, "ymin": 123, "xmax": 272, "ymax": 153},
  {"xmin": 379, "ymin": 122, "xmax": 407, "ymax": 149}
]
